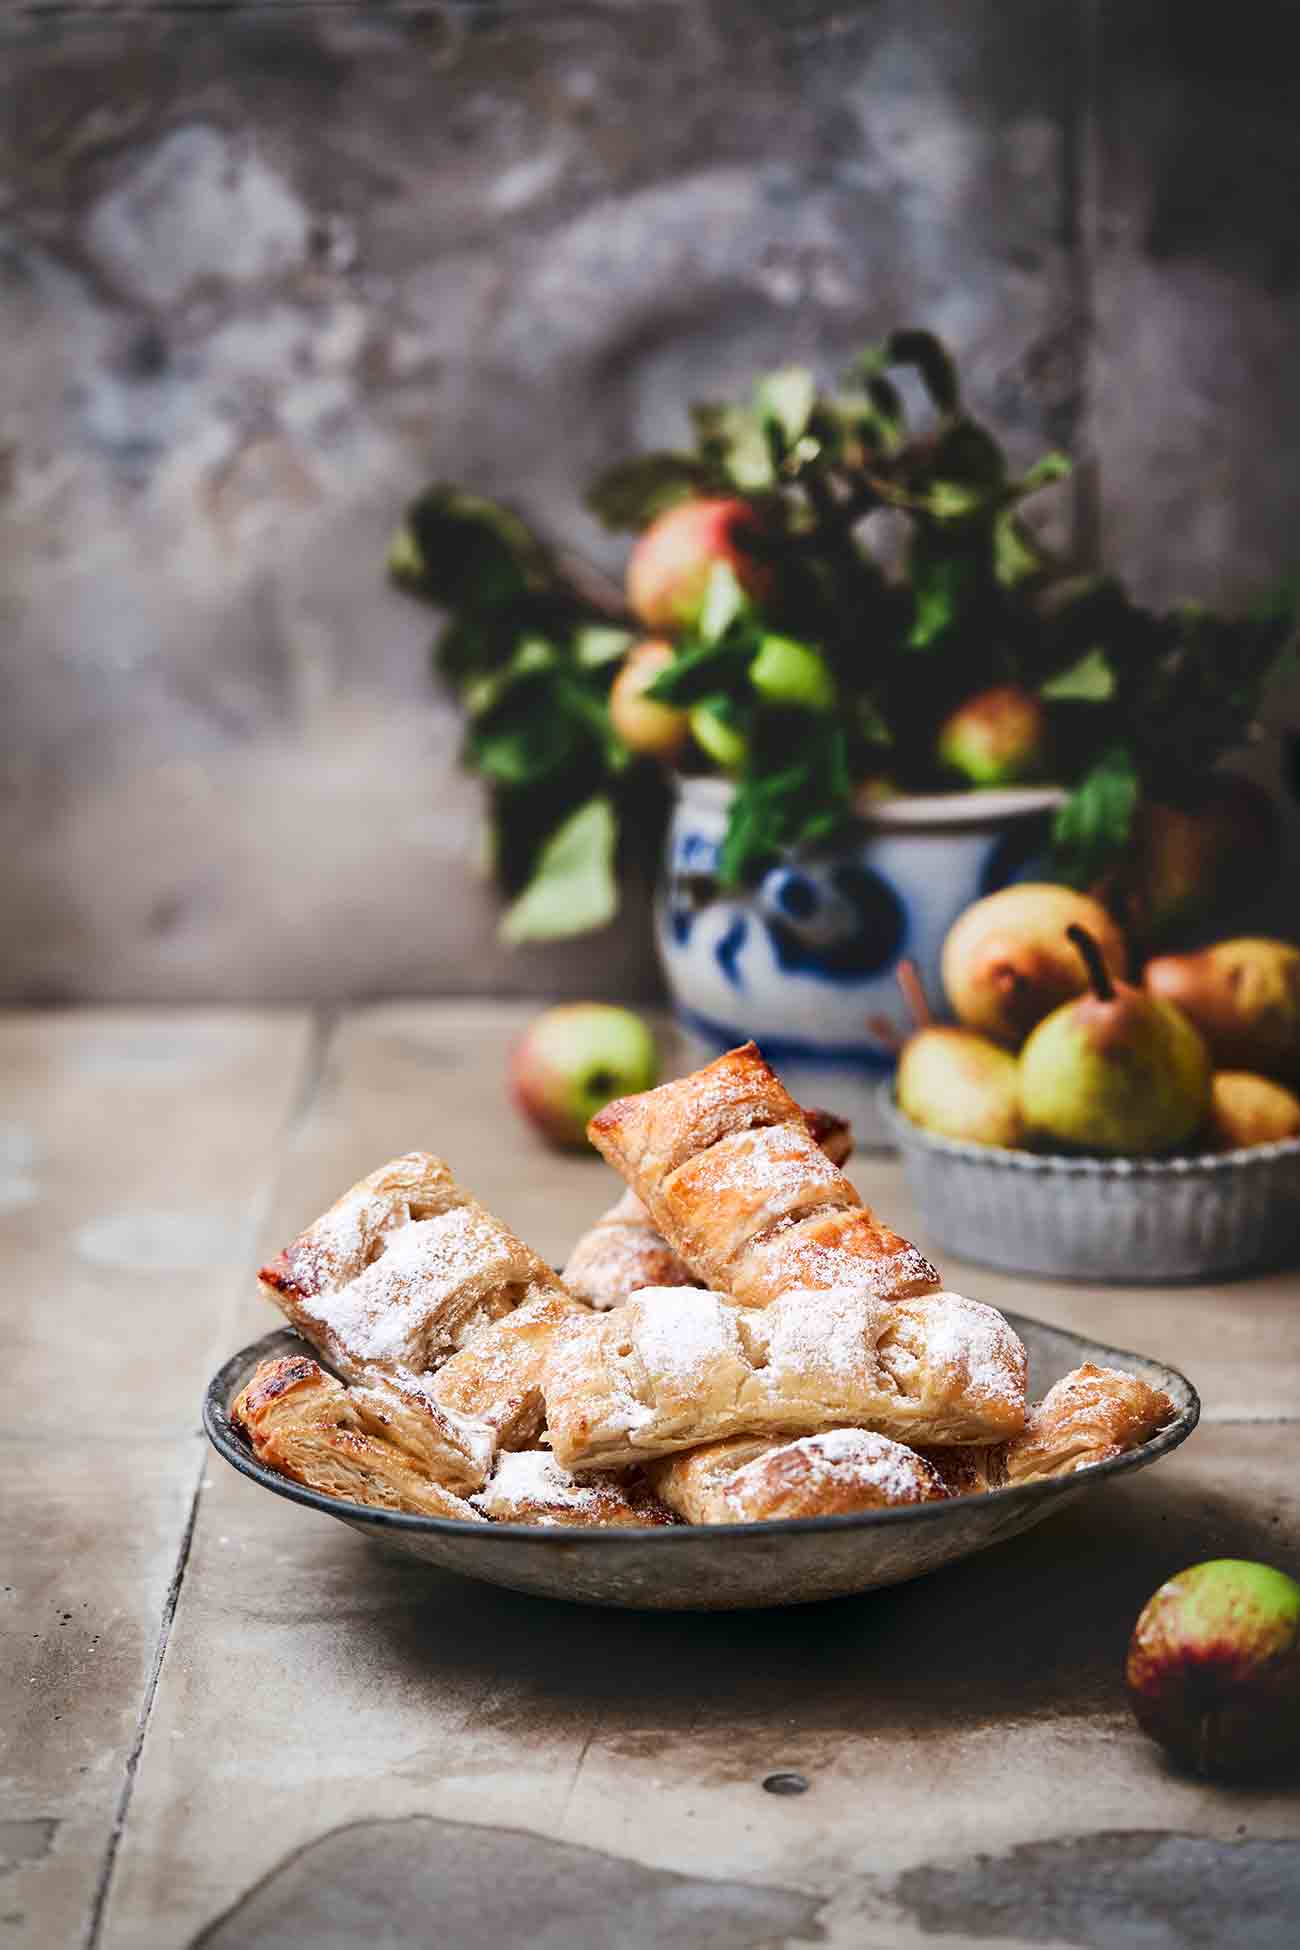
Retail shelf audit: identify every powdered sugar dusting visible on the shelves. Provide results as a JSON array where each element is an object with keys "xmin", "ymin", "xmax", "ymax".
[
  {"xmin": 910, "ymin": 1291, "xmax": 1026, "ymax": 1408},
  {"xmin": 311, "ymin": 1206, "xmax": 520, "ymax": 1364},
  {"xmin": 564, "ymin": 1219, "xmax": 698, "ymax": 1309},
  {"xmin": 711, "ymin": 1124, "xmax": 844, "ymax": 1202},
  {"xmin": 288, "ymin": 1182, "xmax": 399, "ymax": 1293},
  {"xmin": 726, "ymin": 1428, "xmax": 942, "ymax": 1511},
  {"xmin": 471, "ymin": 1449, "xmax": 609, "ymax": 1520},
  {"xmin": 630, "ymin": 1287, "xmax": 741, "ymax": 1396},
  {"xmin": 758, "ymin": 1287, "xmax": 881, "ymax": 1386}
]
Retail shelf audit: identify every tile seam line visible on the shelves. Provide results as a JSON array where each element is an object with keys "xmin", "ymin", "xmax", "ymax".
[{"xmin": 82, "ymin": 1004, "xmax": 336, "ymax": 1950}]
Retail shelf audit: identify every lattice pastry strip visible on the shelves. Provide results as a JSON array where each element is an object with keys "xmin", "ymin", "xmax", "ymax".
[
  {"xmin": 258, "ymin": 1151, "xmax": 570, "ymax": 1382},
  {"xmin": 921, "ymin": 1362, "xmax": 1175, "ymax": 1496},
  {"xmin": 648, "ymin": 1428, "xmax": 951, "ymax": 1525},
  {"xmin": 588, "ymin": 1044, "xmax": 940, "ymax": 1308},
  {"xmin": 232, "ymin": 1355, "xmax": 484, "ymax": 1520},
  {"xmin": 564, "ymin": 1109, "xmax": 854, "ymax": 1310},
  {"xmin": 543, "ymin": 1282, "xmax": 1027, "ymax": 1471}
]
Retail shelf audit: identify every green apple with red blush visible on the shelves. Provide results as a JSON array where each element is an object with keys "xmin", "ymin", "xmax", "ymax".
[
  {"xmin": 511, "ymin": 1004, "xmax": 658, "ymax": 1149},
  {"xmin": 1126, "ymin": 1559, "xmax": 1300, "ymax": 1778}
]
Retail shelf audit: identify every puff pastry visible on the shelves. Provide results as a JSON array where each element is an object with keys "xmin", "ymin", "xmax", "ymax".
[
  {"xmin": 920, "ymin": 1363, "xmax": 1175, "ymax": 1496},
  {"xmin": 258, "ymin": 1152, "xmax": 568, "ymax": 1382},
  {"xmin": 588, "ymin": 1044, "xmax": 940, "ymax": 1308},
  {"xmin": 428, "ymin": 1292, "xmax": 589, "ymax": 1451},
  {"xmin": 648, "ymin": 1427, "xmax": 950, "ymax": 1525},
  {"xmin": 232, "ymin": 1354, "xmax": 483, "ymax": 1520},
  {"xmin": 564, "ymin": 1108, "xmax": 855, "ymax": 1310},
  {"xmin": 543, "ymin": 1281, "xmax": 1027, "ymax": 1470},
  {"xmin": 469, "ymin": 1450, "xmax": 678, "ymax": 1527}
]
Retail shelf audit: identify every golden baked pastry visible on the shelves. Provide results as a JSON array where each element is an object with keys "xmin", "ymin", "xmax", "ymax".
[
  {"xmin": 232, "ymin": 1354, "xmax": 483, "ymax": 1520},
  {"xmin": 649, "ymin": 1427, "xmax": 950, "ymax": 1524},
  {"xmin": 562, "ymin": 1187, "xmax": 700, "ymax": 1311},
  {"xmin": 1003, "ymin": 1362, "xmax": 1174, "ymax": 1486},
  {"xmin": 469, "ymin": 1450, "xmax": 678, "ymax": 1527},
  {"xmin": 588, "ymin": 1044, "xmax": 940, "ymax": 1308},
  {"xmin": 564, "ymin": 1108, "xmax": 855, "ymax": 1310},
  {"xmin": 920, "ymin": 1362, "xmax": 1175, "ymax": 1496},
  {"xmin": 258, "ymin": 1152, "xmax": 568, "ymax": 1382},
  {"xmin": 543, "ymin": 1281, "xmax": 1028, "ymax": 1470},
  {"xmin": 428, "ymin": 1292, "xmax": 589, "ymax": 1451}
]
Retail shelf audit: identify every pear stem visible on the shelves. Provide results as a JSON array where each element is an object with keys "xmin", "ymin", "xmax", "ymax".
[
  {"xmin": 1067, "ymin": 923, "xmax": 1114, "ymax": 1002},
  {"xmin": 896, "ymin": 959, "xmax": 933, "ymax": 1030}
]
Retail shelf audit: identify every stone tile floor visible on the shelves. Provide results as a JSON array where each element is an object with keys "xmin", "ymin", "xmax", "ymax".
[{"xmin": 3, "ymin": 1006, "xmax": 1298, "ymax": 1949}]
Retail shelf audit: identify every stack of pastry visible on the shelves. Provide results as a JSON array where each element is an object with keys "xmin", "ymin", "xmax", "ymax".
[{"xmin": 234, "ymin": 1044, "xmax": 1173, "ymax": 1529}]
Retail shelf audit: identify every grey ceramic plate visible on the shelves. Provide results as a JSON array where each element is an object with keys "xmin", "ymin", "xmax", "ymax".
[{"xmin": 204, "ymin": 1316, "xmax": 1199, "ymax": 1612}]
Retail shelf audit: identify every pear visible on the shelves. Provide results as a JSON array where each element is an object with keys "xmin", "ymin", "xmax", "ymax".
[
  {"xmin": 1019, "ymin": 927, "xmax": 1210, "ymax": 1154},
  {"xmin": 1204, "ymin": 1071, "xmax": 1300, "ymax": 1152},
  {"xmin": 942, "ymin": 883, "xmax": 1128, "ymax": 1046},
  {"xmin": 896, "ymin": 1027, "xmax": 1024, "ymax": 1147},
  {"xmin": 1145, "ymin": 938, "xmax": 1300, "ymax": 1083}
]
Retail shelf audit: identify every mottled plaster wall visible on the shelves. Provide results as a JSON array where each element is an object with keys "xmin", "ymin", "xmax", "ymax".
[{"xmin": 0, "ymin": 1, "xmax": 1295, "ymax": 1003}]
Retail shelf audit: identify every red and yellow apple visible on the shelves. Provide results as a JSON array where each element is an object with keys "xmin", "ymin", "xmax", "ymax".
[
  {"xmin": 510, "ymin": 1004, "xmax": 658, "ymax": 1149},
  {"xmin": 626, "ymin": 497, "xmax": 774, "ymax": 634},
  {"xmin": 608, "ymin": 640, "xmax": 689, "ymax": 759},
  {"xmin": 936, "ymin": 684, "xmax": 1049, "ymax": 787}
]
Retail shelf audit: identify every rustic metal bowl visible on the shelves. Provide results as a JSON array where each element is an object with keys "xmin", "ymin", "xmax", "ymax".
[
  {"xmin": 204, "ymin": 1315, "xmax": 1198, "ymax": 1612},
  {"xmin": 880, "ymin": 1084, "xmax": 1300, "ymax": 1283}
]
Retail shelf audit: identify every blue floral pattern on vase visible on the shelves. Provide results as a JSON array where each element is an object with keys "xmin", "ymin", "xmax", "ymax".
[{"xmin": 657, "ymin": 780, "xmax": 1062, "ymax": 1144}]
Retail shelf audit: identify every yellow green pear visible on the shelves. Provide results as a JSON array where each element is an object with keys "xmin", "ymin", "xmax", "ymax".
[
  {"xmin": 942, "ymin": 883, "xmax": 1128, "ymax": 1046},
  {"xmin": 1020, "ymin": 927, "xmax": 1210, "ymax": 1154},
  {"xmin": 1144, "ymin": 938, "xmax": 1300, "ymax": 1083},
  {"xmin": 1203, "ymin": 1071, "xmax": 1300, "ymax": 1151},
  {"xmin": 896, "ymin": 1027, "xmax": 1024, "ymax": 1147}
]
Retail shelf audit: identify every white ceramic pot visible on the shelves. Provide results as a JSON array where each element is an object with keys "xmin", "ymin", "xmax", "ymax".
[{"xmin": 657, "ymin": 775, "xmax": 1065, "ymax": 1146}]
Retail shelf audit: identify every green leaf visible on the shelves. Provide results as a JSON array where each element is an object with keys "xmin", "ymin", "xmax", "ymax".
[
  {"xmin": 397, "ymin": 486, "xmax": 556, "ymax": 609},
  {"xmin": 434, "ymin": 609, "xmax": 525, "ymax": 685},
  {"xmin": 584, "ymin": 453, "xmax": 705, "ymax": 532},
  {"xmin": 573, "ymin": 625, "xmax": 636, "ymax": 669},
  {"xmin": 754, "ymin": 366, "xmax": 816, "ymax": 449},
  {"xmin": 498, "ymin": 797, "xmax": 619, "ymax": 944},
  {"xmin": 994, "ymin": 512, "xmax": 1046, "ymax": 588},
  {"xmin": 855, "ymin": 694, "xmax": 895, "ymax": 747},
  {"xmin": 1041, "ymin": 647, "xmax": 1115, "ymax": 702},
  {"xmin": 924, "ymin": 480, "xmax": 986, "ymax": 522},
  {"xmin": 467, "ymin": 699, "xmax": 582, "ymax": 789},
  {"xmin": 690, "ymin": 401, "xmax": 775, "ymax": 492},
  {"xmin": 1051, "ymin": 744, "xmax": 1140, "ymax": 888},
  {"xmin": 645, "ymin": 635, "xmax": 755, "ymax": 707},
  {"xmin": 1018, "ymin": 450, "xmax": 1072, "ymax": 492},
  {"xmin": 699, "ymin": 560, "xmax": 748, "ymax": 643},
  {"xmin": 907, "ymin": 551, "xmax": 975, "ymax": 651},
  {"xmin": 462, "ymin": 636, "xmax": 559, "ymax": 716},
  {"xmin": 859, "ymin": 330, "xmax": 960, "ymax": 417},
  {"xmin": 717, "ymin": 721, "xmax": 853, "ymax": 887}
]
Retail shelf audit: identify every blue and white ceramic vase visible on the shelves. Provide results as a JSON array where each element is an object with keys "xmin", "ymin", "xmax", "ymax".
[{"xmin": 657, "ymin": 775, "xmax": 1065, "ymax": 1146}]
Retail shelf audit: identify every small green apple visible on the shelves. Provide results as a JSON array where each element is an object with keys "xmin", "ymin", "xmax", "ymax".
[
  {"xmin": 749, "ymin": 635, "xmax": 835, "ymax": 711},
  {"xmin": 510, "ymin": 1004, "xmax": 658, "ymax": 1149},
  {"xmin": 1126, "ymin": 1559, "xmax": 1300, "ymax": 1777}
]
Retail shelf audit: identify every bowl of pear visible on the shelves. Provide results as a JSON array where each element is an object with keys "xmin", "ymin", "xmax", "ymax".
[{"xmin": 883, "ymin": 900, "xmax": 1300, "ymax": 1282}]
